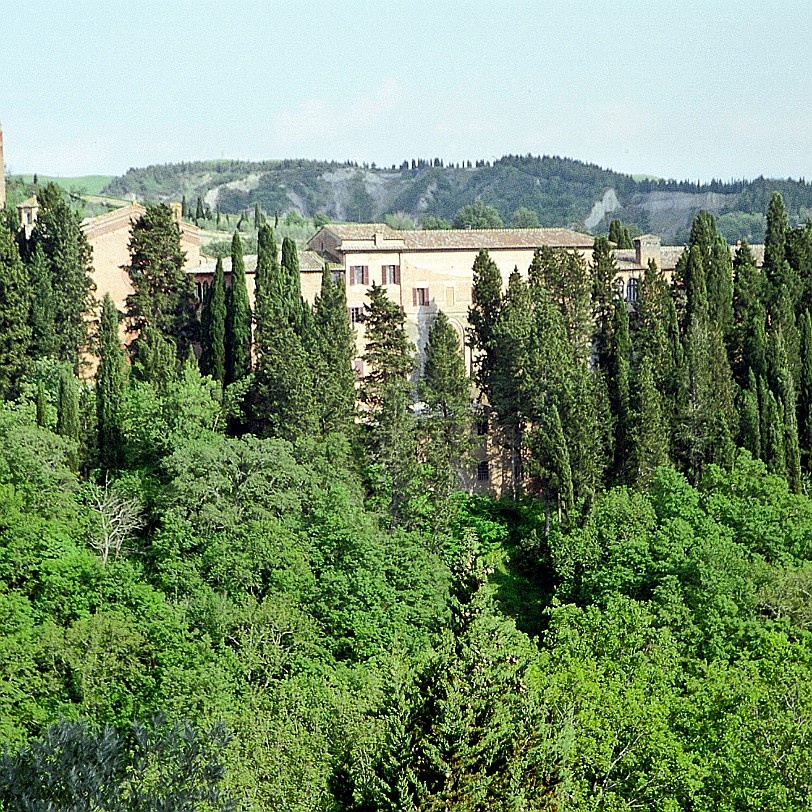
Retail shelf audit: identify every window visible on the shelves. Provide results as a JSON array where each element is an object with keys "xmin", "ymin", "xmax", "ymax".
[
  {"xmin": 382, "ymin": 264, "xmax": 401, "ymax": 285},
  {"xmin": 349, "ymin": 265, "xmax": 368, "ymax": 286},
  {"xmin": 412, "ymin": 287, "xmax": 430, "ymax": 306},
  {"xmin": 626, "ymin": 277, "xmax": 639, "ymax": 303},
  {"xmin": 331, "ymin": 270, "xmax": 343, "ymax": 285},
  {"xmin": 477, "ymin": 460, "xmax": 490, "ymax": 482},
  {"xmin": 445, "ymin": 286, "xmax": 455, "ymax": 306},
  {"xmin": 348, "ymin": 306, "xmax": 363, "ymax": 324}
]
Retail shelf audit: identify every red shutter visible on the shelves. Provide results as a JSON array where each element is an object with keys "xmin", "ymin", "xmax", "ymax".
[
  {"xmin": 425, "ymin": 287, "xmax": 430, "ymax": 304},
  {"xmin": 381, "ymin": 264, "xmax": 387, "ymax": 284},
  {"xmin": 412, "ymin": 288, "xmax": 417, "ymax": 306},
  {"xmin": 363, "ymin": 266, "xmax": 369, "ymax": 285},
  {"xmin": 394, "ymin": 265, "xmax": 401, "ymax": 285},
  {"xmin": 348, "ymin": 267, "xmax": 355, "ymax": 286}
]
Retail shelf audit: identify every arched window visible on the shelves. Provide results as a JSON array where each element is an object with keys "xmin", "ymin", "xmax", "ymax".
[{"xmin": 626, "ymin": 277, "xmax": 639, "ymax": 303}]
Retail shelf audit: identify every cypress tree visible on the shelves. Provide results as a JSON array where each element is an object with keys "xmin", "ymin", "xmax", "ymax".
[
  {"xmin": 181, "ymin": 195, "xmax": 187, "ymax": 218},
  {"xmin": 135, "ymin": 325, "xmax": 177, "ymax": 391},
  {"xmin": 731, "ymin": 241, "xmax": 765, "ymax": 386},
  {"xmin": 0, "ymin": 220, "xmax": 32, "ymax": 398},
  {"xmin": 254, "ymin": 202, "xmax": 262, "ymax": 229},
  {"xmin": 739, "ymin": 369, "xmax": 762, "ymax": 459},
  {"xmin": 764, "ymin": 191, "xmax": 790, "ymax": 295},
  {"xmin": 96, "ymin": 294, "xmax": 126, "ymax": 471},
  {"xmin": 225, "ymin": 232, "xmax": 252, "ymax": 383},
  {"xmin": 770, "ymin": 329, "xmax": 802, "ymax": 491},
  {"xmin": 195, "ymin": 197, "xmax": 204, "ymax": 222},
  {"xmin": 531, "ymin": 401, "xmax": 574, "ymax": 525},
  {"xmin": 28, "ymin": 184, "xmax": 94, "ymax": 367},
  {"xmin": 249, "ymin": 233, "xmax": 317, "ymax": 440},
  {"xmin": 200, "ymin": 257, "xmax": 226, "ymax": 382},
  {"xmin": 35, "ymin": 381, "xmax": 49, "ymax": 428},
  {"xmin": 467, "ymin": 249, "xmax": 503, "ymax": 392},
  {"xmin": 489, "ymin": 269, "xmax": 535, "ymax": 495},
  {"xmin": 630, "ymin": 354, "xmax": 670, "ymax": 486},
  {"xmin": 799, "ymin": 311, "xmax": 812, "ymax": 471},
  {"xmin": 419, "ymin": 310, "xmax": 473, "ymax": 526},
  {"xmin": 608, "ymin": 297, "xmax": 632, "ymax": 483},
  {"xmin": 125, "ymin": 203, "xmax": 198, "ymax": 358},
  {"xmin": 360, "ymin": 283, "xmax": 420, "ymax": 528},
  {"xmin": 312, "ymin": 265, "xmax": 356, "ymax": 436},
  {"xmin": 591, "ymin": 236, "xmax": 618, "ymax": 367},
  {"xmin": 763, "ymin": 388, "xmax": 786, "ymax": 477},
  {"xmin": 253, "ymin": 222, "xmax": 279, "ymax": 353},
  {"xmin": 56, "ymin": 366, "xmax": 80, "ymax": 470},
  {"xmin": 27, "ymin": 241, "xmax": 57, "ymax": 358}
]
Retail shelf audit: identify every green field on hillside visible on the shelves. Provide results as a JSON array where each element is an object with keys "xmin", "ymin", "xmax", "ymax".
[{"xmin": 10, "ymin": 174, "xmax": 116, "ymax": 196}]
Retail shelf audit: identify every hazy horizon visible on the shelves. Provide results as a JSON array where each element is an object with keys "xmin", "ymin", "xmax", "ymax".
[{"xmin": 3, "ymin": 0, "xmax": 811, "ymax": 183}]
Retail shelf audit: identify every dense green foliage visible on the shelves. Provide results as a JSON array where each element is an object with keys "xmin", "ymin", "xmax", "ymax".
[{"xmin": 7, "ymin": 191, "xmax": 812, "ymax": 810}]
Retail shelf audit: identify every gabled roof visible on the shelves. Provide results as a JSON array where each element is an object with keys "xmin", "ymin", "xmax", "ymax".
[
  {"xmin": 310, "ymin": 223, "xmax": 594, "ymax": 252},
  {"xmin": 16, "ymin": 195, "xmax": 38, "ymax": 209}
]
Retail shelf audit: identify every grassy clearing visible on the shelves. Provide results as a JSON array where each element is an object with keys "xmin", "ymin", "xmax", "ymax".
[{"xmin": 9, "ymin": 174, "xmax": 116, "ymax": 196}]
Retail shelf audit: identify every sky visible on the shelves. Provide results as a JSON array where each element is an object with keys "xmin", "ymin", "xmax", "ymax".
[{"xmin": 2, "ymin": 0, "xmax": 811, "ymax": 182}]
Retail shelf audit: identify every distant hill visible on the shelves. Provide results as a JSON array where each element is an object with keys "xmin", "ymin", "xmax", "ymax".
[{"xmin": 103, "ymin": 156, "xmax": 812, "ymax": 243}]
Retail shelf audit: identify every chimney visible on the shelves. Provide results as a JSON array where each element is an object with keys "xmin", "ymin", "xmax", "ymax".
[{"xmin": 634, "ymin": 234, "xmax": 661, "ymax": 268}]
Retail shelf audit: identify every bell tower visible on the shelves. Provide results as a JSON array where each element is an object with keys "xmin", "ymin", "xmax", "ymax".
[{"xmin": 0, "ymin": 121, "xmax": 5, "ymax": 210}]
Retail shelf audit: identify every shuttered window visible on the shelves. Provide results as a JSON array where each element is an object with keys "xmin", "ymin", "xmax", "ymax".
[
  {"xmin": 382, "ymin": 264, "xmax": 401, "ymax": 285},
  {"xmin": 349, "ymin": 266, "xmax": 368, "ymax": 285},
  {"xmin": 412, "ymin": 287, "xmax": 429, "ymax": 306}
]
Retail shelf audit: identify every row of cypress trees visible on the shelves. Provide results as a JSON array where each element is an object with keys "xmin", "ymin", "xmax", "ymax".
[{"xmin": 467, "ymin": 192, "xmax": 812, "ymax": 526}]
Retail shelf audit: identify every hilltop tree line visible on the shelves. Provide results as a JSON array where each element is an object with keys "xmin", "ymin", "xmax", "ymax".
[
  {"xmin": 4, "ymin": 187, "xmax": 812, "ymax": 809},
  {"xmin": 103, "ymin": 153, "xmax": 812, "ymax": 240}
]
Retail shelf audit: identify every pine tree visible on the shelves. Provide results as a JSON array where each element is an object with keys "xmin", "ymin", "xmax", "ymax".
[
  {"xmin": 254, "ymin": 202, "xmax": 262, "ymax": 229},
  {"xmin": 225, "ymin": 231, "xmax": 252, "ymax": 383},
  {"xmin": 764, "ymin": 191, "xmax": 791, "ymax": 297},
  {"xmin": 195, "ymin": 196, "xmax": 204, "ymax": 223},
  {"xmin": 125, "ymin": 203, "xmax": 198, "ymax": 358},
  {"xmin": 200, "ymin": 257, "xmax": 226, "ymax": 382},
  {"xmin": 608, "ymin": 219, "xmax": 632, "ymax": 249},
  {"xmin": 0, "ymin": 220, "xmax": 32, "ymax": 398},
  {"xmin": 181, "ymin": 195, "xmax": 187, "ymax": 218},
  {"xmin": 96, "ymin": 294, "xmax": 126, "ymax": 471},
  {"xmin": 312, "ymin": 266, "xmax": 356, "ymax": 436}
]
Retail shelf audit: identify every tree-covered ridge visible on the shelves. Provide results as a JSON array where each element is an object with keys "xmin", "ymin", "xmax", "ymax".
[
  {"xmin": 104, "ymin": 153, "xmax": 812, "ymax": 242},
  {"xmin": 6, "ymin": 187, "xmax": 812, "ymax": 809}
]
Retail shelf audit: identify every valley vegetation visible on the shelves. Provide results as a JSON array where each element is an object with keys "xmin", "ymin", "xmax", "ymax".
[{"xmin": 2, "ymin": 186, "xmax": 812, "ymax": 810}]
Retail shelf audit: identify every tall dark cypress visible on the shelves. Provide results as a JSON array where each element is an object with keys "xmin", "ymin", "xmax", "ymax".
[
  {"xmin": 27, "ymin": 241, "xmax": 57, "ymax": 358},
  {"xmin": 630, "ymin": 353, "xmax": 670, "ymax": 486},
  {"xmin": 591, "ymin": 236, "xmax": 618, "ymax": 368},
  {"xmin": 200, "ymin": 257, "xmax": 226, "ymax": 383},
  {"xmin": 608, "ymin": 297, "xmax": 631, "ymax": 483},
  {"xmin": 739, "ymin": 368, "xmax": 762, "ymax": 460},
  {"xmin": 0, "ymin": 220, "xmax": 32, "ymax": 398},
  {"xmin": 254, "ymin": 223, "xmax": 279, "ymax": 353},
  {"xmin": 799, "ymin": 311, "xmax": 812, "ymax": 471},
  {"xmin": 56, "ymin": 366, "xmax": 80, "ymax": 470},
  {"xmin": 96, "ymin": 294, "xmax": 125, "ymax": 471},
  {"xmin": 225, "ymin": 232, "xmax": 252, "ymax": 383},
  {"xmin": 29, "ymin": 184, "xmax": 94, "ymax": 367},
  {"xmin": 468, "ymin": 249, "xmax": 503, "ymax": 393},
  {"xmin": 313, "ymin": 266, "xmax": 356, "ymax": 435}
]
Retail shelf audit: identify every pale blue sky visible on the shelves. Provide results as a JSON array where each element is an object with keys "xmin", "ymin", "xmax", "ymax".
[{"xmin": 2, "ymin": 0, "xmax": 811, "ymax": 181}]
